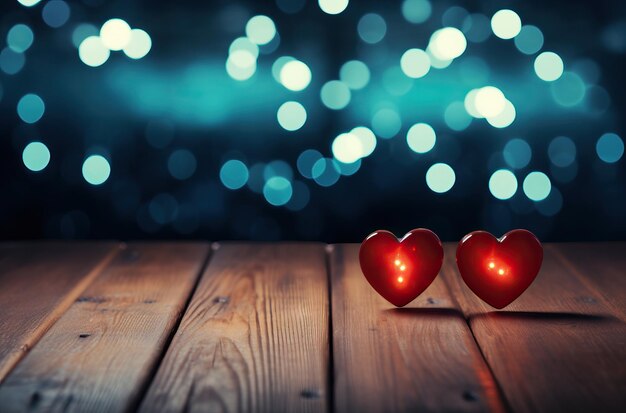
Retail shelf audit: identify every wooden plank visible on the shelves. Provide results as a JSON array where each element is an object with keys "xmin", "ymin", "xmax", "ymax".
[
  {"xmin": 330, "ymin": 243, "xmax": 506, "ymax": 413},
  {"xmin": 440, "ymin": 243, "xmax": 626, "ymax": 413},
  {"xmin": 0, "ymin": 242, "xmax": 209, "ymax": 413},
  {"xmin": 0, "ymin": 242, "xmax": 117, "ymax": 383},
  {"xmin": 549, "ymin": 243, "xmax": 626, "ymax": 321},
  {"xmin": 139, "ymin": 243, "xmax": 329, "ymax": 413}
]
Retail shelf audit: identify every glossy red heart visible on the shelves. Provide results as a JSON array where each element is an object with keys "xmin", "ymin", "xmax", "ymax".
[
  {"xmin": 456, "ymin": 229, "xmax": 543, "ymax": 309},
  {"xmin": 359, "ymin": 229, "xmax": 443, "ymax": 307}
]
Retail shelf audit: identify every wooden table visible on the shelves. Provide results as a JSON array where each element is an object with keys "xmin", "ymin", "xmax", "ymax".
[{"xmin": 0, "ymin": 242, "xmax": 624, "ymax": 413}]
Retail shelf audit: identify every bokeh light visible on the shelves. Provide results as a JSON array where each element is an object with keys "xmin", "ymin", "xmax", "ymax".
[
  {"xmin": 548, "ymin": 136, "xmax": 577, "ymax": 167},
  {"xmin": 550, "ymin": 72, "xmax": 586, "ymax": 107},
  {"xmin": 523, "ymin": 171, "xmax": 551, "ymax": 201},
  {"xmin": 332, "ymin": 132, "xmax": 363, "ymax": 164},
  {"xmin": 464, "ymin": 89, "xmax": 482, "ymax": 118},
  {"xmin": 226, "ymin": 50, "xmax": 257, "ymax": 81},
  {"xmin": 335, "ymin": 159, "xmax": 361, "ymax": 176},
  {"xmin": 277, "ymin": 0, "xmax": 306, "ymax": 14},
  {"xmin": 426, "ymin": 163, "xmax": 456, "ymax": 193},
  {"xmin": 534, "ymin": 52, "xmax": 564, "ymax": 81},
  {"xmin": 277, "ymin": 101, "xmax": 307, "ymax": 131},
  {"xmin": 0, "ymin": 47, "xmax": 25, "ymax": 75},
  {"xmin": 442, "ymin": 6, "xmax": 468, "ymax": 28},
  {"xmin": 100, "ymin": 19, "xmax": 131, "ymax": 51},
  {"xmin": 596, "ymin": 133, "xmax": 624, "ymax": 163},
  {"xmin": 350, "ymin": 126, "xmax": 377, "ymax": 158},
  {"xmin": 264, "ymin": 177, "xmax": 293, "ymax": 206},
  {"xmin": 123, "ymin": 29, "xmax": 152, "ymax": 59},
  {"xmin": 503, "ymin": 139, "xmax": 532, "ymax": 169},
  {"xmin": 402, "ymin": 0, "xmax": 431, "ymax": 24},
  {"xmin": 371, "ymin": 108, "xmax": 401, "ymax": 139},
  {"xmin": 82, "ymin": 155, "xmax": 111, "ymax": 185},
  {"xmin": 79, "ymin": 36, "xmax": 110, "ymax": 67},
  {"xmin": 280, "ymin": 60, "xmax": 312, "ymax": 91},
  {"xmin": 72, "ymin": 24, "xmax": 98, "ymax": 48},
  {"xmin": 320, "ymin": 80, "xmax": 351, "ymax": 110},
  {"xmin": 463, "ymin": 13, "xmax": 491, "ymax": 43},
  {"xmin": 339, "ymin": 60, "xmax": 370, "ymax": 90},
  {"xmin": 491, "ymin": 9, "xmax": 521, "ymax": 40},
  {"xmin": 7, "ymin": 24, "xmax": 34, "ymax": 53},
  {"xmin": 230, "ymin": 37, "xmax": 259, "ymax": 58},
  {"xmin": 264, "ymin": 160, "xmax": 293, "ymax": 181},
  {"xmin": 22, "ymin": 142, "xmax": 50, "ymax": 172},
  {"xmin": 444, "ymin": 101, "xmax": 472, "ymax": 131},
  {"xmin": 428, "ymin": 27, "xmax": 467, "ymax": 60},
  {"xmin": 400, "ymin": 48, "xmax": 431, "ymax": 79},
  {"xmin": 286, "ymin": 180, "xmax": 310, "ymax": 211},
  {"xmin": 489, "ymin": 169, "xmax": 518, "ymax": 200},
  {"xmin": 42, "ymin": 1, "xmax": 70, "ymax": 29},
  {"xmin": 406, "ymin": 123, "xmax": 436, "ymax": 154},
  {"xmin": 535, "ymin": 187, "xmax": 563, "ymax": 217},
  {"xmin": 168, "ymin": 149, "xmax": 197, "ymax": 180},
  {"xmin": 272, "ymin": 55, "xmax": 294, "ymax": 82},
  {"xmin": 247, "ymin": 163, "xmax": 266, "ymax": 193},
  {"xmin": 246, "ymin": 15, "xmax": 276, "ymax": 45},
  {"xmin": 357, "ymin": 13, "xmax": 387, "ymax": 44},
  {"xmin": 220, "ymin": 160, "xmax": 249, "ymax": 190},
  {"xmin": 319, "ymin": 0, "xmax": 349, "ymax": 15},
  {"xmin": 298, "ymin": 149, "xmax": 323, "ymax": 179},
  {"xmin": 18, "ymin": 0, "xmax": 42, "ymax": 6},
  {"xmin": 514, "ymin": 25, "xmax": 544, "ymax": 55},
  {"xmin": 312, "ymin": 158, "xmax": 341, "ymax": 187},
  {"xmin": 486, "ymin": 100, "xmax": 516, "ymax": 128},
  {"xmin": 1, "ymin": 0, "xmax": 623, "ymax": 239},
  {"xmin": 475, "ymin": 86, "xmax": 506, "ymax": 118},
  {"xmin": 17, "ymin": 94, "xmax": 45, "ymax": 124}
]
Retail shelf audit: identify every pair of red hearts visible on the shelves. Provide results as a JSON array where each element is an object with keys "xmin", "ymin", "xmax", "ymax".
[{"xmin": 359, "ymin": 229, "xmax": 543, "ymax": 309}]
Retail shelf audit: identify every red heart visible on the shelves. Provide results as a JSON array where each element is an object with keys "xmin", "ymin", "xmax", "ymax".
[
  {"xmin": 456, "ymin": 229, "xmax": 543, "ymax": 309},
  {"xmin": 359, "ymin": 229, "xmax": 443, "ymax": 307}
]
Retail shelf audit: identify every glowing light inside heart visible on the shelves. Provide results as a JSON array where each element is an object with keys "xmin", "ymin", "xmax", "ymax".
[
  {"xmin": 487, "ymin": 259, "xmax": 508, "ymax": 276},
  {"xmin": 393, "ymin": 252, "xmax": 413, "ymax": 287}
]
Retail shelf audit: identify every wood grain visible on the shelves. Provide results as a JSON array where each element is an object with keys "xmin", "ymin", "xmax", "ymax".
[
  {"xmin": 549, "ymin": 243, "xmax": 626, "ymax": 321},
  {"xmin": 0, "ymin": 242, "xmax": 209, "ymax": 413},
  {"xmin": 139, "ymin": 243, "xmax": 329, "ymax": 413},
  {"xmin": 0, "ymin": 242, "xmax": 116, "ymax": 383},
  {"xmin": 440, "ymin": 243, "xmax": 626, "ymax": 413},
  {"xmin": 330, "ymin": 244, "xmax": 505, "ymax": 413}
]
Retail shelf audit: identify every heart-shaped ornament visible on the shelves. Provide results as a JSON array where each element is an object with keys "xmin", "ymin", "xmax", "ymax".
[
  {"xmin": 359, "ymin": 229, "xmax": 443, "ymax": 307},
  {"xmin": 456, "ymin": 229, "xmax": 543, "ymax": 309}
]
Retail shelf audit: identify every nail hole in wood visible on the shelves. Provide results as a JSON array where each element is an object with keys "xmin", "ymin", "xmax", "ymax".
[
  {"xmin": 30, "ymin": 392, "xmax": 41, "ymax": 408},
  {"xmin": 462, "ymin": 390, "xmax": 478, "ymax": 402},
  {"xmin": 214, "ymin": 296, "xmax": 229, "ymax": 304},
  {"xmin": 78, "ymin": 333, "xmax": 91, "ymax": 339},
  {"xmin": 300, "ymin": 389, "xmax": 321, "ymax": 399},
  {"xmin": 77, "ymin": 296, "xmax": 106, "ymax": 303}
]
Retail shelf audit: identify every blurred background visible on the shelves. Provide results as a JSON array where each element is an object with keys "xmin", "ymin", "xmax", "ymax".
[{"xmin": 1, "ymin": 0, "xmax": 624, "ymax": 242}]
